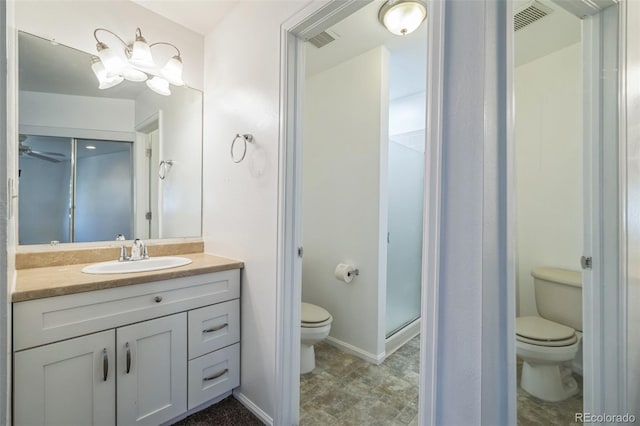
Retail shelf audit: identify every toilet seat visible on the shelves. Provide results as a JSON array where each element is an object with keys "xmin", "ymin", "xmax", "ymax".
[
  {"xmin": 301, "ymin": 303, "xmax": 333, "ymax": 328},
  {"xmin": 516, "ymin": 316, "xmax": 577, "ymax": 347}
]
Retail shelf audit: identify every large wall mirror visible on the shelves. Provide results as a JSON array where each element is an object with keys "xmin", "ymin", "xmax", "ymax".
[{"xmin": 17, "ymin": 31, "xmax": 203, "ymax": 245}]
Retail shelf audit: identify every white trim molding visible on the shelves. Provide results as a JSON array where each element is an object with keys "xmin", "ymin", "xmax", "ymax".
[
  {"xmin": 385, "ymin": 318, "xmax": 420, "ymax": 358},
  {"xmin": 275, "ymin": 2, "xmax": 372, "ymax": 425},
  {"xmin": 420, "ymin": 0, "xmax": 515, "ymax": 424},
  {"xmin": 233, "ymin": 390, "xmax": 274, "ymax": 426},
  {"xmin": 326, "ymin": 336, "xmax": 386, "ymax": 365},
  {"xmin": 582, "ymin": 3, "xmax": 628, "ymax": 418}
]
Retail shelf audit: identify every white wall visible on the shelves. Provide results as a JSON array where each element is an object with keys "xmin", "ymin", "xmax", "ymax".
[
  {"xmin": 15, "ymin": 0, "xmax": 204, "ymax": 90},
  {"xmin": 515, "ymin": 42, "xmax": 583, "ymax": 316},
  {"xmin": 302, "ymin": 47, "xmax": 389, "ymax": 360},
  {"xmin": 202, "ymin": 2, "xmax": 310, "ymax": 421},
  {"xmin": 19, "ymin": 91, "xmax": 135, "ymax": 140},
  {"xmin": 135, "ymin": 87, "xmax": 202, "ymax": 239}
]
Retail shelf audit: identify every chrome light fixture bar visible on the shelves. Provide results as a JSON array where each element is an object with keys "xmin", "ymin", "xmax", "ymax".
[
  {"xmin": 378, "ymin": 0, "xmax": 427, "ymax": 36},
  {"xmin": 91, "ymin": 27, "xmax": 185, "ymax": 96}
]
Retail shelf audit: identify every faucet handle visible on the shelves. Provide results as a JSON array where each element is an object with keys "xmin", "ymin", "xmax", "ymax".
[
  {"xmin": 119, "ymin": 245, "xmax": 129, "ymax": 262},
  {"xmin": 116, "ymin": 234, "xmax": 125, "ymax": 241}
]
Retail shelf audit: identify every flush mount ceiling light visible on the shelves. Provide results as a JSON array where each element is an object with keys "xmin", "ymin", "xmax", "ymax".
[
  {"xmin": 378, "ymin": 0, "xmax": 427, "ymax": 36},
  {"xmin": 91, "ymin": 27, "xmax": 185, "ymax": 96}
]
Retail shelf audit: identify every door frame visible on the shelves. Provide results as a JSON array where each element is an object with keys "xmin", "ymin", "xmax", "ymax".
[
  {"xmin": 274, "ymin": 0, "xmax": 440, "ymax": 424},
  {"xmin": 582, "ymin": 1, "xmax": 629, "ymax": 416},
  {"xmin": 274, "ymin": 0, "xmax": 630, "ymax": 425}
]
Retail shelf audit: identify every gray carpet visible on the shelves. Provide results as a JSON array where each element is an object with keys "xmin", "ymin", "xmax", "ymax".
[{"xmin": 172, "ymin": 396, "xmax": 264, "ymax": 426}]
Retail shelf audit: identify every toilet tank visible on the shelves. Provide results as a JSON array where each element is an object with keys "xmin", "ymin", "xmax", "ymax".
[{"xmin": 532, "ymin": 267, "xmax": 582, "ymax": 332}]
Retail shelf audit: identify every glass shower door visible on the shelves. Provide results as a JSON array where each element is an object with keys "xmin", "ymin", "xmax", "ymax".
[
  {"xmin": 18, "ymin": 135, "xmax": 72, "ymax": 245},
  {"xmin": 74, "ymin": 139, "xmax": 133, "ymax": 242},
  {"xmin": 386, "ymin": 139, "xmax": 424, "ymax": 337}
]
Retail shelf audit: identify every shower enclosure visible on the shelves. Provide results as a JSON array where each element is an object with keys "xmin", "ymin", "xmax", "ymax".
[
  {"xmin": 385, "ymin": 135, "xmax": 424, "ymax": 337},
  {"xmin": 385, "ymin": 89, "xmax": 426, "ymax": 338},
  {"xmin": 19, "ymin": 135, "xmax": 133, "ymax": 244}
]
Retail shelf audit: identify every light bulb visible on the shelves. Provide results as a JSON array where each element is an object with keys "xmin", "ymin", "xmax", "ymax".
[
  {"xmin": 123, "ymin": 67, "xmax": 148, "ymax": 82},
  {"xmin": 129, "ymin": 36, "xmax": 156, "ymax": 71},
  {"xmin": 96, "ymin": 42, "xmax": 127, "ymax": 76},
  {"xmin": 160, "ymin": 55, "xmax": 185, "ymax": 86},
  {"xmin": 146, "ymin": 76, "xmax": 171, "ymax": 96},
  {"xmin": 379, "ymin": 0, "xmax": 427, "ymax": 36},
  {"xmin": 91, "ymin": 57, "xmax": 124, "ymax": 89}
]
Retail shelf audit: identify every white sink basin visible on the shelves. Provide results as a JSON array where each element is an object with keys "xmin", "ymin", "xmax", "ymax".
[{"xmin": 82, "ymin": 256, "xmax": 193, "ymax": 275}]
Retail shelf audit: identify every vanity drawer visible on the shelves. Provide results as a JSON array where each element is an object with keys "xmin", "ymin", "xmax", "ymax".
[
  {"xmin": 14, "ymin": 269, "xmax": 240, "ymax": 351},
  {"xmin": 188, "ymin": 343, "xmax": 240, "ymax": 410},
  {"xmin": 188, "ymin": 299, "xmax": 240, "ymax": 360}
]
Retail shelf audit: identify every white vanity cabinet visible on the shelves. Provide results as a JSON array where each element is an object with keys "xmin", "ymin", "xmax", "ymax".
[
  {"xmin": 14, "ymin": 330, "xmax": 116, "ymax": 426},
  {"xmin": 13, "ymin": 268, "xmax": 241, "ymax": 426},
  {"xmin": 117, "ymin": 313, "xmax": 187, "ymax": 426}
]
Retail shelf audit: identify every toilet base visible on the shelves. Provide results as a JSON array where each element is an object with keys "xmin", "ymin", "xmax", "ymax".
[
  {"xmin": 521, "ymin": 360, "xmax": 578, "ymax": 402},
  {"xmin": 300, "ymin": 343, "xmax": 316, "ymax": 374}
]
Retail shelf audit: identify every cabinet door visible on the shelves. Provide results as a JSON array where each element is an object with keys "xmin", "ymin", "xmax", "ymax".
[
  {"xmin": 117, "ymin": 312, "xmax": 187, "ymax": 426},
  {"xmin": 14, "ymin": 330, "xmax": 115, "ymax": 426}
]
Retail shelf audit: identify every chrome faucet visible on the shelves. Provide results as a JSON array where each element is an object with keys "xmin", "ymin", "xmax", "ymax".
[
  {"xmin": 116, "ymin": 235, "xmax": 149, "ymax": 262},
  {"xmin": 116, "ymin": 234, "xmax": 129, "ymax": 262},
  {"xmin": 130, "ymin": 238, "xmax": 149, "ymax": 261}
]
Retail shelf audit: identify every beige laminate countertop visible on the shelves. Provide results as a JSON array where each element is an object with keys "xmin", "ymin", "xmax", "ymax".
[{"xmin": 13, "ymin": 253, "xmax": 244, "ymax": 302}]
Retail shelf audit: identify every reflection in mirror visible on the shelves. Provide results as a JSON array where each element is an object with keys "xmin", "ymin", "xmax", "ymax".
[{"xmin": 18, "ymin": 31, "xmax": 203, "ymax": 245}]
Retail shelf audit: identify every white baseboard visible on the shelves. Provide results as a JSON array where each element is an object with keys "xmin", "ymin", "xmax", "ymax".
[
  {"xmin": 385, "ymin": 319, "xmax": 420, "ymax": 358},
  {"xmin": 326, "ymin": 336, "xmax": 385, "ymax": 365},
  {"xmin": 233, "ymin": 390, "xmax": 273, "ymax": 426}
]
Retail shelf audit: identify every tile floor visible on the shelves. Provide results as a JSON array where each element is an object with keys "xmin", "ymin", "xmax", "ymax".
[
  {"xmin": 300, "ymin": 336, "xmax": 584, "ymax": 426},
  {"xmin": 300, "ymin": 337, "xmax": 420, "ymax": 426},
  {"xmin": 172, "ymin": 339, "xmax": 584, "ymax": 425}
]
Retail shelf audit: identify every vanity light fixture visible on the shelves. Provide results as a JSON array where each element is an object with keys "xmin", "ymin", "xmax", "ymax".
[
  {"xmin": 378, "ymin": 0, "xmax": 427, "ymax": 36},
  {"xmin": 91, "ymin": 27, "xmax": 185, "ymax": 96}
]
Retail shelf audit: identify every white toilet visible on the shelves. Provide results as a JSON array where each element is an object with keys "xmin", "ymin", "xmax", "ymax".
[
  {"xmin": 516, "ymin": 267, "xmax": 582, "ymax": 402},
  {"xmin": 300, "ymin": 302, "xmax": 333, "ymax": 374}
]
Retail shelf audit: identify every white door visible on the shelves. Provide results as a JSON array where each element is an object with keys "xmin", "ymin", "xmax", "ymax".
[
  {"xmin": 116, "ymin": 313, "xmax": 187, "ymax": 426},
  {"xmin": 14, "ymin": 330, "xmax": 116, "ymax": 426}
]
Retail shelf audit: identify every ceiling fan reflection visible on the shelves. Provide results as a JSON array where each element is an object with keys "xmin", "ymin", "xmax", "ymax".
[{"xmin": 18, "ymin": 135, "xmax": 66, "ymax": 163}]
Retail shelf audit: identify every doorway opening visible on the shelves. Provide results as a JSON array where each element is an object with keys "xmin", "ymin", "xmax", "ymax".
[{"xmin": 294, "ymin": 1, "xmax": 426, "ymax": 424}]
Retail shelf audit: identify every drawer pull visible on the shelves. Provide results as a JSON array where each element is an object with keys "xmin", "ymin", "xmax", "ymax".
[
  {"xmin": 203, "ymin": 368, "xmax": 228, "ymax": 382},
  {"xmin": 203, "ymin": 323, "xmax": 228, "ymax": 333},
  {"xmin": 102, "ymin": 348, "xmax": 108, "ymax": 381},
  {"xmin": 125, "ymin": 342, "xmax": 132, "ymax": 374},
  {"xmin": 154, "ymin": 296, "xmax": 163, "ymax": 303}
]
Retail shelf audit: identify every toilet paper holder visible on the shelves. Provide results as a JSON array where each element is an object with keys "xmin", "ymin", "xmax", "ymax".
[{"xmin": 348, "ymin": 269, "xmax": 360, "ymax": 277}]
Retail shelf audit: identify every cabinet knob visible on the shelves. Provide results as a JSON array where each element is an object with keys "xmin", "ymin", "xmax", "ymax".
[{"xmin": 154, "ymin": 296, "xmax": 163, "ymax": 303}]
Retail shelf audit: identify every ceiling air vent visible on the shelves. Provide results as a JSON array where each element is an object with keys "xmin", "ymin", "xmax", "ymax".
[
  {"xmin": 514, "ymin": 1, "xmax": 554, "ymax": 31},
  {"xmin": 308, "ymin": 30, "xmax": 340, "ymax": 49}
]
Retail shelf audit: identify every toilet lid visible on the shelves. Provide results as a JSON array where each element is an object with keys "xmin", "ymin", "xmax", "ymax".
[
  {"xmin": 301, "ymin": 303, "xmax": 332, "ymax": 324},
  {"xmin": 516, "ymin": 316, "xmax": 575, "ymax": 342}
]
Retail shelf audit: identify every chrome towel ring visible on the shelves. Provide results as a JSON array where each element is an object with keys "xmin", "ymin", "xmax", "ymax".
[
  {"xmin": 158, "ymin": 160, "xmax": 174, "ymax": 180},
  {"xmin": 231, "ymin": 133, "xmax": 254, "ymax": 163}
]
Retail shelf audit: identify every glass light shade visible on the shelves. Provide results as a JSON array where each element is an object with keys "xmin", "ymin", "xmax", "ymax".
[
  {"xmin": 129, "ymin": 39, "xmax": 156, "ymax": 70},
  {"xmin": 146, "ymin": 76, "xmax": 171, "ymax": 96},
  {"xmin": 97, "ymin": 45, "xmax": 127, "ymax": 76},
  {"xmin": 123, "ymin": 67, "xmax": 148, "ymax": 82},
  {"xmin": 160, "ymin": 55, "xmax": 185, "ymax": 86},
  {"xmin": 380, "ymin": 0, "xmax": 427, "ymax": 36},
  {"xmin": 91, "ymin": 59, "xmax": 124, "ymax": 89}
]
